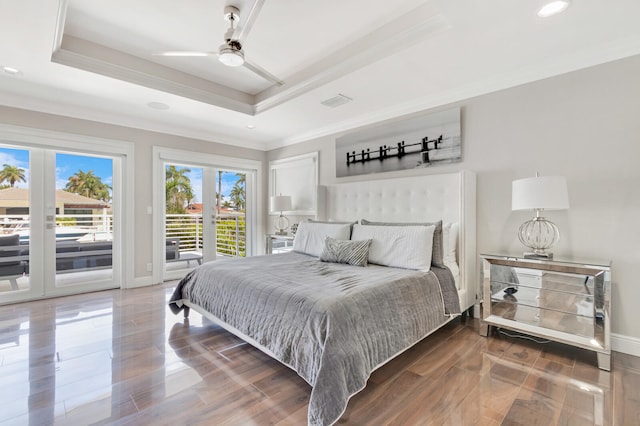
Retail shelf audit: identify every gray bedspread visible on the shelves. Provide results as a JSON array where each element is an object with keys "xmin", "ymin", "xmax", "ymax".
[{"xmin": 169, "ymin": 252, "xmax": 460, "ymax": 425}]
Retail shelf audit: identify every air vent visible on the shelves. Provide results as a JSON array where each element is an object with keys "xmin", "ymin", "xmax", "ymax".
[{"xmin": 320, "ymin": 94, "xmax": 353, "ymax": 108}]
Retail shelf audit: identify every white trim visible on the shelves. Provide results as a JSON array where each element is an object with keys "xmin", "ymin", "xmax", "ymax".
[
  {"xmin": 130, "ymin": 276, "xmax": 155, "ymax": 288},
  {"xmin": 612, "ymin": 333, "xmax": 640, "ymax": 357},
  {"xmin": 52, "ymin": 36, "xmax": 254, "ymax": 115},
  {"xmin": 0, "ymin": 123, "xmax": 135, "ymax": 294},
  {"xmin": 268, "ymin": 152, "xmax": 318, "ymax": 216},
  {"xmin": 152, "ymin": 147, "xmax": 263, "ymax": 283},
  {"xmin": 52, "ymin": 0, "xmax": 67, "ymax": 52},
  {"xmin": 268, "ymin": 37, "xmax": 640, "ymax": 151}
]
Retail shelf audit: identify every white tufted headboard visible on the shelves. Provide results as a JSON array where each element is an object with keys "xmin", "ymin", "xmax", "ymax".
[{"xmin": 321, "ymin": 170, "xmax": 477, "ymax": 312}]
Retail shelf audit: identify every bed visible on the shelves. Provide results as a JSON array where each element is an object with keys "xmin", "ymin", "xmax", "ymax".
[{"xmin": 169, "ymin": 171, "xmax": 477, "ymax": 425}]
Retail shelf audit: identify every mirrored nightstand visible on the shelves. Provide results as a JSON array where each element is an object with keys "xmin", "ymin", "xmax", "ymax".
[
  {"xmin": 480, "ymin": 254, "xmax": 611, "ymax": 371},
  {"xmin": 265, "ymin": 234, "xmax": 295, "ymax": 254}
]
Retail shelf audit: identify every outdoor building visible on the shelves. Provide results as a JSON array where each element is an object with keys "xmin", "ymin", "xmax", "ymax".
[{"xmin": 0, "ymin": 188, "xmax": 110, "ymax": 216}]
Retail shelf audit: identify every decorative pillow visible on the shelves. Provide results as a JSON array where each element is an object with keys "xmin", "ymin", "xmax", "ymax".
[
  {"xmin": 308, "ymin": 219, "xmax": 357, "ymax": 237},
  {"xmin": 360, "ymin": 219, "xmax": 444, "ymax": 267},
  {"xmin": 319, "ymin": 237, "xmax": 372, "ymax": 267},
  {"xmin": 442, "ymin": 222, "xmax": 458, "ymax": 267},
  {"xmin": 307, "ymin": 219, "xmax": 355, "ymax": 224},
  {"xmin": 293, "ymin": 222, "xmax": 351, "ymax": 257},
  {"xmin": 351, "ymin": 224, "xmax": 435, "ymax": 271}
]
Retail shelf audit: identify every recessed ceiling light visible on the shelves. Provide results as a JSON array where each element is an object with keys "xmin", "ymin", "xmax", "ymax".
[
  {"xmin": 1, "ymin": 66, "xmax": 22, "ymax": 76},
  {"xmin": 537, "ymin": 1, "xmax": 570, "ymax": 18},
  {"xmin": 246, "ymin": 124, "xmax": 255, "ymax": 129},
  {"xmin": 147, "ymin": 101, "xmax": 170, "ymax": 110}
]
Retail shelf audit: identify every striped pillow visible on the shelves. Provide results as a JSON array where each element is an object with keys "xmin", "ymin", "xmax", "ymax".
[
  {"xmin": 319, "ymin": 237, "xmax": 372, "ymax": 267},
  {"xmin": 360, "ymin": 219, "xmax": 444, "ymax": 267}
]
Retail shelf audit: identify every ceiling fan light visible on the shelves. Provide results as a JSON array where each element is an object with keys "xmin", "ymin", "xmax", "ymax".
[{"xmin": 218, "ymin": 47, "xmax": 245, "ymax": 67}]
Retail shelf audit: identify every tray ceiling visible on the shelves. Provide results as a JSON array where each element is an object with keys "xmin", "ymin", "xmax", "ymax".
[{"xmin": 1, "ymin": 0, "xmax": 639, "ymax": 150}]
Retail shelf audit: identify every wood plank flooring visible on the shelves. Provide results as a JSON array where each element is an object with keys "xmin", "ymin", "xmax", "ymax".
[{"xmin": 0, "ymin": 283, "xmax": 638, "ymax": 425}]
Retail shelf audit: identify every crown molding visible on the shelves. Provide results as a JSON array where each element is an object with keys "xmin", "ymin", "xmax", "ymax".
[
  {"xmin": 52, "ymin": 37, "xmax": 255, "ymax": 115},
  {"xmin": 266, "ymin": 36, "xmax": 640, "ymax": 150},
  {"xmin": 0, "ymin": 93, "xmax": 270, "ymax": 151}
]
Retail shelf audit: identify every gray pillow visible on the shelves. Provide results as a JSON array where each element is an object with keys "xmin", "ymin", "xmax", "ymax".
[
  {"xmin": 319, "ymin": 237, "xmax": 372, "ymax": 267},
  {"xmin": 360, "ymin": 219, "xmax": 444, "ymax": 267}
]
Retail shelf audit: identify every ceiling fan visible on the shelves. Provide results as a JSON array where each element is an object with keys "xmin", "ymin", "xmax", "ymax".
[{"xmin": 154, "ymin": 1, "xmax": 283, "ymax": 86}]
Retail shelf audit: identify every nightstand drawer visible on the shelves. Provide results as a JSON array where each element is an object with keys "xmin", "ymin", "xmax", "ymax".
[
  {"xmin": 489, "ymin": 282, "xmax": 594, "ymax": 317},
  {"xmin": 490, "ymin": 264, "xmax": 595, "ymax": 296},
  {"xmin": 490, "ymin": 301, "xmax": 595, "ymax": 339}
]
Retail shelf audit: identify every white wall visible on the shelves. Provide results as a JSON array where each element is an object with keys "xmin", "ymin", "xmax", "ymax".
[
  {"xmin": 268, "ymin": 55, "xmax": 640, "ymax": 348},
  {"xmin": 0, "ymin": 106, "xmax": 267, "ymax": 280}
]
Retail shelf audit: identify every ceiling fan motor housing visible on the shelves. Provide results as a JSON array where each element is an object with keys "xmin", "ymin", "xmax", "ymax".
[{"xmin": 219, "ymin": 40, "xmax": 245, "ymax": 66}]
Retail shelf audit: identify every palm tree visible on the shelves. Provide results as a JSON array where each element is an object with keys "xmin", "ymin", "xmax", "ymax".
[
  {"xmin": 0, "ymin": 164, "xmax": 26, "ymax": 188},
  {"xmin": 65, "ymin": 170, "xmax": 111, "ymax": 201},
  {"xmin": 235, "ymin": 173, "xmax": 245, "ymax": 187},
  {"xmin": 229, "ymin": 174, "xmax": 246, "ymax": 211},
  {"xmin": 165, "ymin": 165, "xmax": 194, "ymax": 214}
]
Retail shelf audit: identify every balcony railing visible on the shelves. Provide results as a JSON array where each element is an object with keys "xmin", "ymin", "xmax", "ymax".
[
  {"xmin": 165, "ymin": 213, "xmax": 245, "ymax": 258},
  {"xmin": 1, "ymin": 213, "xmax": 113, "ymax": 242},
  {"xmin": 0, "ymin": 212, "xmax": 246, "ymax": 258}
]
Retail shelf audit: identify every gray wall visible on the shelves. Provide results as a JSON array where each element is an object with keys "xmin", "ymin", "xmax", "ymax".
[
  {"xmin": 0, "ymin": 106, "xmax": 267, "ymax": 279},
  {"xmin": 1, "ymin": 53, "xmax": 638, "ymax": 344},
  {"xmin": 268, "ymin": 55, "xmax": 640, "ymax": 342}
]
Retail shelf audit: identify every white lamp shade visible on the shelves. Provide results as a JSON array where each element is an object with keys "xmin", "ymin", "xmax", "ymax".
[
  {"xmin": 270, "ymin": 195, "xmax": 292, "ymax": 212},
  {"xmin": 512, "ymin": 176, "xmax": 569, "ymax": 211}
]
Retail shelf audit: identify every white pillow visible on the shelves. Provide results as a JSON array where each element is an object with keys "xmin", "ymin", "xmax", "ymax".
[
  {"xmin": 293, "ymin": 222, "xmax": 351, "ymax": 257},
  {"xmin": 442, "ymin": 222, "xmax": 458, "ymax": 267},
  {"xmin": 350, "ymin": 224, "xmax": 435, "ymax": 271}
]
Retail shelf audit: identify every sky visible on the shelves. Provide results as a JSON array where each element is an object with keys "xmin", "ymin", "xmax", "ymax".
[
  {"xmin": 180, "ymin": 167, "xmax": 242, "ymax": 203},
  {"xmin": 0, "ymin": 147, "xmax": 113, "ymax": 190},
  {"xmin": 0, "ymin": 146, "xmax": 242, "ymax": 202}
]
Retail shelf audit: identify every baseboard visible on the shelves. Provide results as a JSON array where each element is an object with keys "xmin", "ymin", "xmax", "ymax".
[
  {"xmin": 126, "ymin": 276, "xmax": 155, "ymax": 289},
  {"xmin": 612, "ymin": 333, "xmax": 640, "ymax": 357}
]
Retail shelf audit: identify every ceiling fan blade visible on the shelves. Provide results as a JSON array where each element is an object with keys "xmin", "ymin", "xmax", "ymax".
[
  {"xmin": 234, "ymin": 0, "xmax": 266, "ymax": 43},
  {"xmin": 153, "ymin": 51, "xmax": 215, "ymax": 57},
  {"xmin": 243, "ymin": 59, "xmax": 284, "ymax": 86}
]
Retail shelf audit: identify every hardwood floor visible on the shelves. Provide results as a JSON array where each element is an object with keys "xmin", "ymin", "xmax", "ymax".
[{"xmin": 0, "ymin": 283, "xmax": 638, "ymax": 425}]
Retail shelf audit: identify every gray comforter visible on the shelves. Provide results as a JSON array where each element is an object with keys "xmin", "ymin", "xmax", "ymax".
[{"xmin": 169, "ymin": 252, "xmax": 460, "ymax": 425}]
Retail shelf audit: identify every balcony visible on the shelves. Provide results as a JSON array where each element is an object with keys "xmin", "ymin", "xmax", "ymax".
[
  {"xmin": 165, "ymin": 213, "xmax": 246, "ymax": 259},
  {"xmin": 0, "ymin": 213, "xmax": 246, "ymax": 292}
]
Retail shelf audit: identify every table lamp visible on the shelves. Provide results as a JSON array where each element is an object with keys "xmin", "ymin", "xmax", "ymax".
[
  {"xmin": 512, "ymin": 173, "xmax": 569, "ymax": 259},
  {"xmin": 270, "ymin": 195, "xmax": 292, "ymax": 235}
]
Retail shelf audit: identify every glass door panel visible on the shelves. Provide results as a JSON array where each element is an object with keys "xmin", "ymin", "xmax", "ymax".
[
  {"xmin": 0, "ymin": 144, "xmax": 120, "ymax": 304},
  {"xmin": 164, "ymin": 164, "xmax": 205, "ymax": 274},
  {"xmin": 162, "ymin": 165, "xmax": 248, "ymax": 279},
  {"xmin": 53, "ymin": 153, "xmax": 114, "ymax": 288},
  {"xmin": 0, "ymin": 146, "xmax": 31, "ymax": 295},
  {"xmin": 215, "ymin": 170, "xmax": 246, "ymax": 259}
]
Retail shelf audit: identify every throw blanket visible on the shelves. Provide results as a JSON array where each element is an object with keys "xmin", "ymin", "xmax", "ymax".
[{"xmin": 169, "ymin": 252, "xmax": 460, "ymax": 425}]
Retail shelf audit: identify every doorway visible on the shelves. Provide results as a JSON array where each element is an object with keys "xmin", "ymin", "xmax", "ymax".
[
  {"xmin": 0, "ymin": 138, "xmax": 128, "ymax": 304},
  {"xmin": 152, "ymin": 148, "xmax": 262, "ymax": 282}
]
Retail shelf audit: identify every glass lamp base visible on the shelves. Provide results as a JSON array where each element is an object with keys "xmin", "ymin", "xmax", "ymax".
[
  {"xmin": 274, "ymin": 214, "xmax": 289, "ymax": 236},
  {"xmin": 518, "ymin": 215, "xmax": 559, "ymax": 260}
]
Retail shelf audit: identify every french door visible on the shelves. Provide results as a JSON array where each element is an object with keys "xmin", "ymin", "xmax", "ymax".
[
  {"xmin": 0, "ymin": 136, "xmax": 126, "ymax": 304},
  {"xmin": 153, "ymin": 148, "xmax": 262, "ymax": 282}
]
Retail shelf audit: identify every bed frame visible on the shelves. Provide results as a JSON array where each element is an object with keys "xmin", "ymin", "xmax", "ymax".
[
  {"xmin": 321, "ymin": 170, "xmax": 478, "ymax": 313},
  {"xmin": 178, "ymin": 170, "xmax": 477, "ymax": 424}
]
